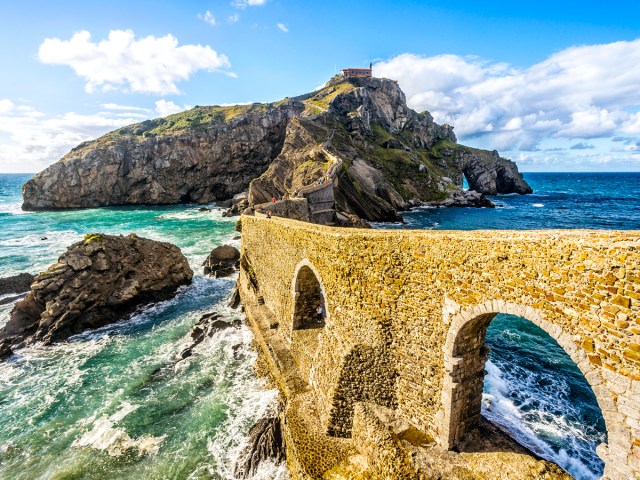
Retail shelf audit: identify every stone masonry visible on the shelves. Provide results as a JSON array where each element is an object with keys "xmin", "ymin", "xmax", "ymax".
[{"xmin": 238, "ymin": 215, "xmax": 640, "ymax": 479}]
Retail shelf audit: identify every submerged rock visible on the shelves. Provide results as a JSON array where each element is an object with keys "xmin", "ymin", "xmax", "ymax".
[
  {"xmin": 202, "ymin": 245, "xmax": 240, "ymax": 278},
  {"xmin": 0, "ymin": 233, "xmax": 192, "ymax": 358},
  {"xmin": 235, "ymin": 413, "xmax": 285, "ymax": 478}
]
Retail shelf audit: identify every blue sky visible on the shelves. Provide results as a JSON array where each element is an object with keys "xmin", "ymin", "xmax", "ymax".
[{"xmin": 1, "ymin": 0, "xmax": 640, "ymax": 172}]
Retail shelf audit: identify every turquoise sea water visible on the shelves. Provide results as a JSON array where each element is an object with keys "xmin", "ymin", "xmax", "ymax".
[
  {"xmin": 0, "ymin": 172, "xmax": 636, "ymax": 480},
  {"xmin": 0, "ymin": 174, "xmax": 286, "ymax": 480}
]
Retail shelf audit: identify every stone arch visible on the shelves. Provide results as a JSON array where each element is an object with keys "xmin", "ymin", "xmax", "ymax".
[
  {"xmin": 290, "ymin": 259, "xmax": 328, "ymax": 383},
  {"xmin": 438, "ymin": 301, "xmax": 617, "ymax": 472}
]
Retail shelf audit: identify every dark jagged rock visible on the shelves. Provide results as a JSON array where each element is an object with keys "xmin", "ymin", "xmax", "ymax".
[
  {"xmin": 223, "ymin": 192, "xmax": 249, "ymax": 217},
  {"xmin": 0, "ymin": 340, "xmax": 12, "ymax": 361},
  {"xmin": 228, "ymin": 286, "xmax": 241, "ymax": 309},
  {"xmin": 235, "ymin": 413, "xmax": 285, "ymax": 478},
  {"xmin": 176, "ymin": 310, "xmax": 242, "ymax": 362},
  {"xmin": 202, "ymin": 245, "xmax": 240, "ymax": 277},
  {"xmin": 22, "ymin": 76, "xmax": 531, "ymax": 224},
  {"xmin": 0, "ymin": 234, "xmax": 192, "ymax": 357},
  {"xmin": 0, "ymin": 273, "xmax": 34, "ymax": 295},
  {"xmin": 457, "ymin": 149, "xmax": 532, "ymax": 195},
  {"xmin": 425, "ymin": 189, "xmax": 495, "ymax": 208}
]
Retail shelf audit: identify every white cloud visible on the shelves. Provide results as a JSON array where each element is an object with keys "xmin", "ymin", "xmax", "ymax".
[
  {"xmin": 229, "ymin": 13, "xmax": 240, "ymax": 23},
  {"xmin": 38, "ymin": 30, "xmax": 231, "ymax": 95},
  {"xmin": 155, "ymin": 99, "xmax": 189, "ymax": 116},
  {"xmin": 0, "ymin": 99, "xmax": 142, "ymax": 173},
  {"xmin": 374, "ymin": 39, "xmax": 640, "ymax": 156},
  {"xmin": 0, "ymin": 99, "xmax": 16, "ymax": 114},
  {"xmin": 276, "ymin": 23, "xmax": 288, "ymax": 33},
  {"xmin": 101, "ymin": 103, "xmax": 151, "ymax": 112},
  {"xmin": 232, "ymin": 0, "xmax": 267, "ymax": 7},
  {"xmin": 198, "ymin": 11, "xmax": 217, "ymax": 26}
]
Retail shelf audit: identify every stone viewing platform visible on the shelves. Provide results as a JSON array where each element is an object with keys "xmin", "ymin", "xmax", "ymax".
[{"xmin": 237, "ymin": 215, "xmax": 640, "ymax": 479}]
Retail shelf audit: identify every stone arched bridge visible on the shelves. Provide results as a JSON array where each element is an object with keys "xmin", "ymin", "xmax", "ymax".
[{"xmin": 237, "ymin": 215, "xmax": 640, "ymax": 479}]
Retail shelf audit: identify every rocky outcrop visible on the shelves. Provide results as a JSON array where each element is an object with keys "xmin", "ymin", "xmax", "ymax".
[
  {"xmin": 235, "ymin": 413, "xmax": 285, "ymax": 478},
  {"xmin": 202, "ymin": 245, "xmax": 240, "ymax": 277},
  {"xmin": 222, "ymin": 192, "xmax": 249, "ymax": 217},
  {"xmin": 178, "ymin": 311, "xmax": 241, "ymax": 361},
  {"xmin": 22, "ymin": 103, "xmax": 303, "ymax": 210},
  {"xmin": 0, "ymin": 273, "xmax": 34, "ymax": 295},
  {"xmin": 23, "ymin": 76, "xmax": 531, "ymax": 223},
  {"xmin": 246, "ymin": 77, "xmax": 530, "ymax": 223},
  {"xmin": 0, "ymin": 273, "xmax": 35, "ymax": 306},
  {"xmin": 456, "ymin": 149, "xmax": 533, "ymax": 195},
  {"xmin": 425, "ymin": 188, "xmax": 495, "ymax": 208},
  {"xmin": 0, "ymin": 234, "xmax": 192, "ymax": 358}
]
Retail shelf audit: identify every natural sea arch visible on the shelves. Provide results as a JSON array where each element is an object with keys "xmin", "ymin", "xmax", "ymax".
[{"xmin": 439, "ymin": 303, "xmax": 610, "ymax": 479}]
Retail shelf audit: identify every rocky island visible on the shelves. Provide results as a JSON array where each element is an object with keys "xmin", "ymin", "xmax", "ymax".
[
  {"xmin": 0, "ymin": 233, "xmax": 192, "ymax": 360},
  {"xmin": 21, "ymin": 75, "xmax": 531, "ymax": 224}
]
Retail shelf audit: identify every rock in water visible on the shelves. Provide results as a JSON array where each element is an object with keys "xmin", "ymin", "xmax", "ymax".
[
  {"xmin": 235, "ymin": 414, "xmax": 285, "ymax": 478},
  {"xmin": 0, "ymin": 233, "xmax": 192, "ymax": 357},
  {"xmin": 202, "ymin": 245, "xmax": 240, "ymax": 277},
  {"xmin": 176, "ymin": 310, "xmax": 242, "ymax": 362},
  {"xmin": 0, "ymin": 273, "xmax": 34, "ymax": 295},
  {"xmin": 426, "ymin": 188, "xmax": 495, "ymax": 208},
  {"xmin": 228, "ymin": 286, "xmax": 241, "ymax": 309}
]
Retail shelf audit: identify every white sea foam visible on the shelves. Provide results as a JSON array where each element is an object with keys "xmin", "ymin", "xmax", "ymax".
[
  {"xmin": 73, "ymin": 406, "xmax": 165, "ymax": 457},
  {"xmin": 203, "ymin": 325, "xmax": 287, "ymax": 480},
  {"xmin": 482, "ymin": 356, "xmax": 603, "ymax": 480},
  {"xmin": 154, "ymin": 206, "xmax": 235, "ymax": 223},
  {"xmin": 532, "ymin": 203, "xmax": 545, "ymax": 207},
  {"xmin": 0, "ymin": 201, "xmax": 31, "ymax": 215}
]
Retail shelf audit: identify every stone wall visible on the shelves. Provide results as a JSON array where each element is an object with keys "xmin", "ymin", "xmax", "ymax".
[
  {"xmin": 301, "ymin": 182, "xmax": 336, "ymax": 225},
  {"xmin": 239, "ymin": 215, "xmax": 640, "ymax": 479},
  {"xmin": 258, "ymin": 198, "xmax": 311, "ymax": 222}
]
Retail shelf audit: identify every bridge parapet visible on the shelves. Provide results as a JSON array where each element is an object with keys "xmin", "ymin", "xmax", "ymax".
[{"xmin": 238, "ymin": 215, "xmax": 640, "ymax": 479}]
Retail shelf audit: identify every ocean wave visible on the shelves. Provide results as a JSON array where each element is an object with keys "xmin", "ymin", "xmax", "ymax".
[
  {"xmin": 482, "ymin": 356, "xmax": 604, "ymax": 480},
  {"xmin": 73, "ymin": 403, "xmax": 166, "ymax": 456},
  {"xmin": 0, "ymin": 202, "xmax": 31, "ymax": 215},
  {"xmin": 0, "ymin": 273, "xmax": 287, "ymax": 478},
  {"xmin": 154, "ymin": 206, "xmax": 236, "ymax": 223}
]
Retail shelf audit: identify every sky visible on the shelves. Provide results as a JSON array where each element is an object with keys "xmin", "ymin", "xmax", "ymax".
[{"xmin": 1, "ymin": 0, "xmax": 640, "ymax": 173}]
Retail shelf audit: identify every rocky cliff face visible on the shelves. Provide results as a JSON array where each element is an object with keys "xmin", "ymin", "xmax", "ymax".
[
  {"xmin": 22, "ymin": 76, "xmax": 531, "ymax": 221},
  {"xmin": 0, "ymin": 233, "xmax": 192, "ymax": 359},
  {"xmin": 23, "ymin": 103, "xmax": 302, "ymax": 210},
  {"xmin": 248, "ymin": 77, "xmax": 530, "ymax": 221}
]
